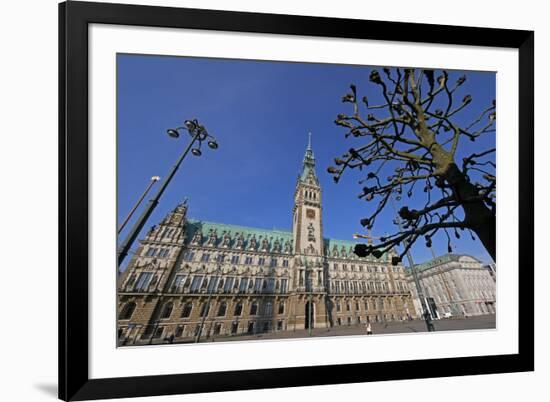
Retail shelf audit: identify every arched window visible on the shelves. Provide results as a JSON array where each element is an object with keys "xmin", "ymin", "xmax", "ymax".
[
  {"xmin": 199, "ymin": 303, "xmax": 210, "ymax": 317},
  {"xmin": 217, "ymin": 301, "xmax": 227, "ymax": 316},
  {"xmin": 234, "ymin": 302, "xmax": 243, "ymax": 316},
  {"xmin": 150, "ymin": 275, "xmax": 158, "ymax": 287},
  {"xmin": 250, "ymin": 302, "xmax": 258, "ymax": 315},
  {"xmin": 160, "ymin": 302, "xmax": 173, "ymax": 319},
  {"xmin": 125, "ymin": 274, "xmax": 136, "ymax": 288},
  {"xmin": 181, "ymin": 303, "xmax": 193, "ymax": 318},
  {"xmin": 119, "ymin": 302, "xmax": 136, "ymax": 320},
  {"xmin": 264, "ymin": 302, "xmax": 273, "ymax": 315}
]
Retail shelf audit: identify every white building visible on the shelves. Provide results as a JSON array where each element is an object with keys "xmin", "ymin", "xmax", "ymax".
[{"xmin": 406, "ymin": 254, "xmax": 496, "ymax": 319}]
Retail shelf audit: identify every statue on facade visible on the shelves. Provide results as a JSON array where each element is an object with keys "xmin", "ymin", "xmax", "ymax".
[
  {"xmin": 207, "ymin": 229, "xmax": 217, "ymax": 246},
  {"xmin": 273, "ymin": 238, "xmax": 281, "ymax": 253},
  {"xmin": 235, "ymin": 232, "xmax": 244, "ymax": 249},
  {"xmin": 221, "ymin": 231, "xmax": 231, "ymax": 248},
  {"xmin": 307, "ymin": 223, "xmax": 315, "ymax": 242},
  {"xmin": 261, "ymin": 237, "xmax": 270, "ymax": 252},
  {"xmin": 248, "ymin": 234, "xmax": 257, "ymax": 250},
  {"xmin": 191, "ymin": 229, "xmax": 202, "ymax": 245},
  {"xmin": 284, "ymin": 240, "xmax": 292, "ymax": 254}
]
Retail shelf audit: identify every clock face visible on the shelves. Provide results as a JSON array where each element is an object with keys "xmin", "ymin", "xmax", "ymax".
[{"xmin": 306, "ymin": 209, "xmax": 315, "ymax": 219}]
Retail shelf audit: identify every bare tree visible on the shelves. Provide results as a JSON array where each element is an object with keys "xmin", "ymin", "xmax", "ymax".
[{"xmin": 328, "ymin": 68, "xmax": 496, "ymax": 264}]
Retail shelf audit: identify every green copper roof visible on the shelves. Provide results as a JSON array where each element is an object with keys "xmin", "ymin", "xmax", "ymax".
[
  {"xmin": 185, "ymin": 219, "xmax": 388, "ymax": 260},
  {"xmin": 185, "ymin": 219, "xmax": 293, "ymax": 252}
]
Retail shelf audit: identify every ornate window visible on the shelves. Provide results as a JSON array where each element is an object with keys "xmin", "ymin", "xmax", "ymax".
[
  {"xmin": 199, "ymin": 303, "xmax": 210, "ymax": 317},
  {"xmin": 145, "ymin": 247, "xmax": 157, "ymax": 257},
  {"xmin": 125, "ymin": 274, "xmax": 136, "ymax": 289},
  {"xmin": 183, "ymin": 251, "xmax": 195, "ymax": 262},
  {"xmin": 224, "ymin": 277, "xmax": 235, "ymax": 293},
  {"xmin": 160, "ymin": 302, "xmax": 173, "ymax": 319},
  {"xmin": 250, "ymin": 302, "xmax": 258, "ymax": 315},
  {"xmin": 280, "ymin": 279, "xmax": 288, "ymax": 293},
  {"xmin": 171, "ymin": 275, "xmax": 186, "ymax": 292},
  {"xmin": 207, "ymin": 276, "xmax": 220, "ymax": 293},
  {"xmin": 264, "ymin": 302, "xmax": 273, "ymax": 316},
  {"xmin": 135, "ymin": 272, "xmax": 153, "ymax": 291},
  {"xmin": 254, "ymin": 278, "xmax": 262, "ymax": 292},
  {"xmin": 234, "ymin": 302, "xmax": 243, "ymax": 316},
  {"xmin": 265, "ymin": 278, "xmax": 275, "ymax": 293},
  {"xmin": 181, "ymin": 303, "xmax": 192, "ymax": 318},
  {"xmin": 239, "ymin": 277, "xmax": 249, "ymax": 292},
  {"xmin": 278, "ymin": 302, "xmax": 285, "ymax": 314},
  {"xmin": 158, "ymin": 248, "xmax": 170, "ymax": 258},
  {"xmin": 119, "ymin": 302, "xmax": 136, "ymax": 320},
  {"xmin": 217, "ymin": 302, "xmax": 227, "ymax": 316}
]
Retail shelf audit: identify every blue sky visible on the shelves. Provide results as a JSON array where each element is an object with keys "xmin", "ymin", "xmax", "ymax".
[{"xmin": 117, "ymin": 54, "xmax": 496, "ymax": 266}]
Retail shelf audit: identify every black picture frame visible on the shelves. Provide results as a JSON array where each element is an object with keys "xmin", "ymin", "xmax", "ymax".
[{"xmin": 59, "ymin": 1, "xmax": 534, "ymax": 400}]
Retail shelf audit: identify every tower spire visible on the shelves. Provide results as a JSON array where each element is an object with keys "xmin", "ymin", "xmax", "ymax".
[
  {"xmin": 300, "ymin": 132, "xmax": 317, "ymax": 183},
  {"xmin": 303, "ymin": 132, "xmax": 315, "ymax": 167}
]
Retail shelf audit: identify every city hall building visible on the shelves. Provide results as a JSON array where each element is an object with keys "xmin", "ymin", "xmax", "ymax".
[{"xmin": 117, "ymin": 139, "xmax": 416, "ymax": 345}]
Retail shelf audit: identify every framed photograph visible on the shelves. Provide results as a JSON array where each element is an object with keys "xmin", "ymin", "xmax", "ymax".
[{"xmin": 59, "ymin": 1, "xmax": 534, "ymax": 400}]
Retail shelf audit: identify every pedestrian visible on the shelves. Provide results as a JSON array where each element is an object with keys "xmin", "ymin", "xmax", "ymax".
[{"xmin": 366, "ymin": 322, "xmax": 373, "ymax": 335}]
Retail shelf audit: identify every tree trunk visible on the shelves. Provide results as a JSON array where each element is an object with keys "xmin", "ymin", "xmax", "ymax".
[{"xmin": 444, "ymin": 163, "xmax": 496, "ymax": 261}]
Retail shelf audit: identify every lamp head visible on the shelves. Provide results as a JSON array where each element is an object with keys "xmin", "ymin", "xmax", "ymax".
[
  {"xmin": 166, "ymin": 129, "xmax": 180, "ymax": 138},
  {"xmin": 184, "ymin": 119, "xmax": 197, "ymax": 132}
]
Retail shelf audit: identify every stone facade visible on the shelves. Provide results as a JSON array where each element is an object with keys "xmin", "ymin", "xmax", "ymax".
[
  {"xmin": 117, "ymin": 138, "xmax": 415, "ymax": 345},
  {"xmin": 406, "ymin": 254, "xmax": 496, "ymax": 319}
]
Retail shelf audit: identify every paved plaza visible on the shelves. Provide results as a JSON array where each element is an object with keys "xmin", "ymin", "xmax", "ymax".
[{"xmin": 188, "ymin": 314, "xmax": 496, "ymax": 343}]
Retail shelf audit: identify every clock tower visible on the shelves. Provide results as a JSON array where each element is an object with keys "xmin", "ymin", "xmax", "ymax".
[{"xmin": 292, "ymin": 133, "xmax": 323, "ymax": 257}]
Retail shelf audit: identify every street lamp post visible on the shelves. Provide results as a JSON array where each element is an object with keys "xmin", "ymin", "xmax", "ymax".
[
  {"xmin": 117, "ymin": 119, "xmax": 218, "ymax": 268},
  {"xmin": 388, "ymin": 196, "xmax": 435, "ymax": 332},
  {"xmin": 118, "ymin": 175, "xmax": 160, "ymax": 234}
]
